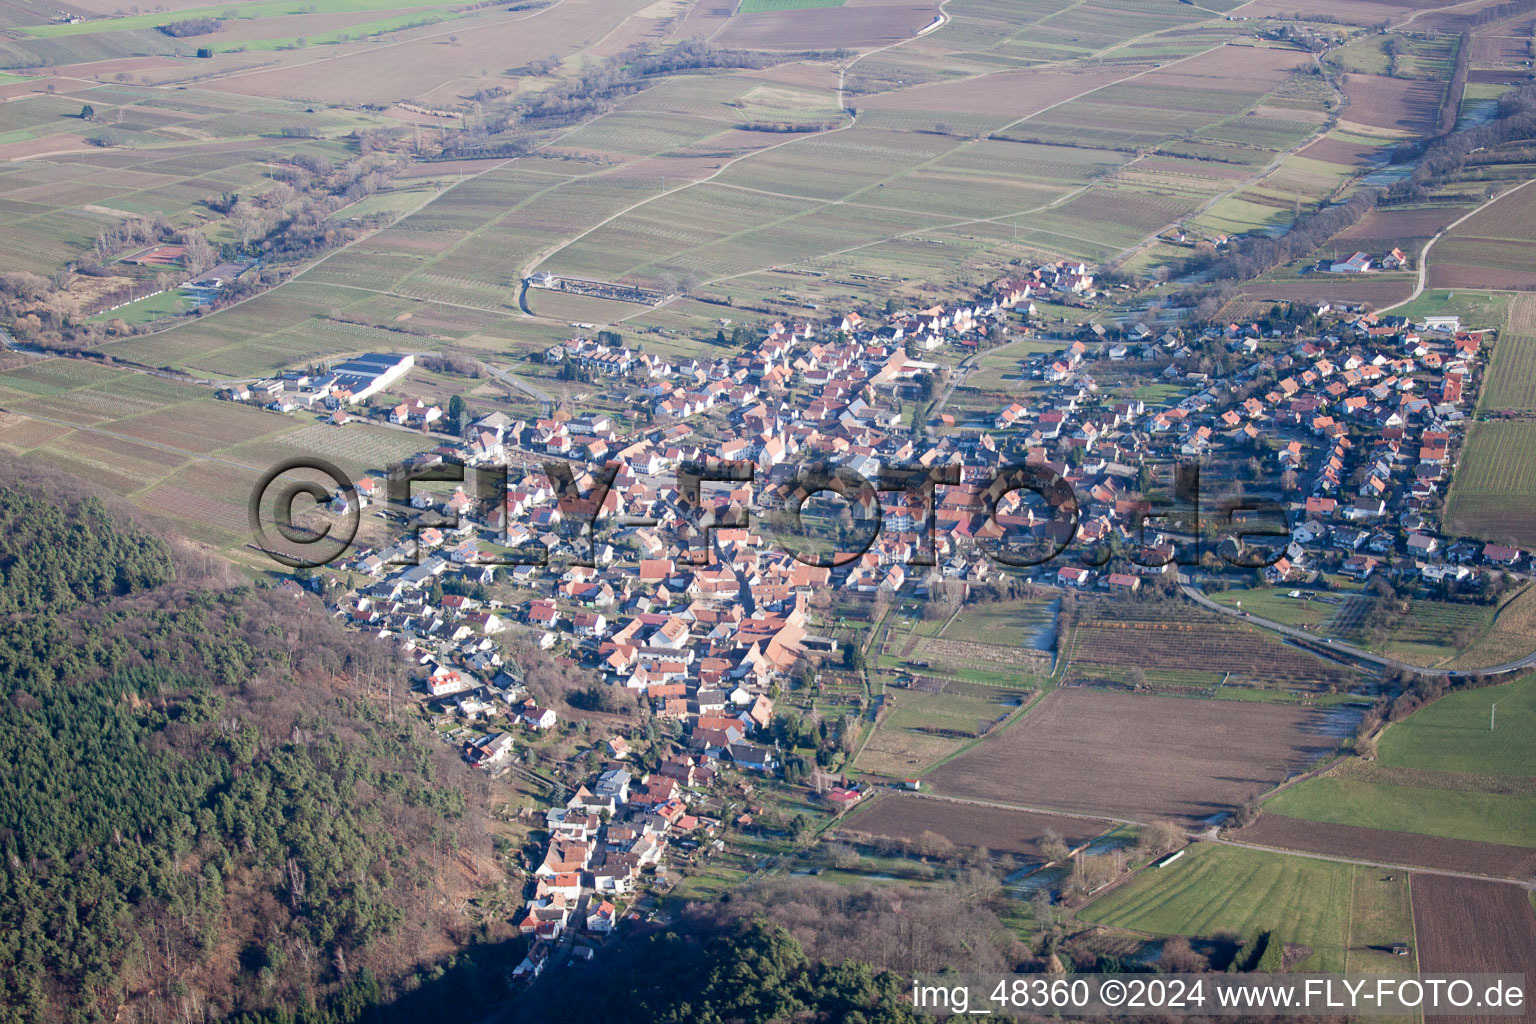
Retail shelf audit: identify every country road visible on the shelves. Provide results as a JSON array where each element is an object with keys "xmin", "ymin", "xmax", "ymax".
[
  {"xmin": 1181, "ymin": 583, "xmax": 1536, "ymax": 678},
  {"xmin": 478, "ymin": 359, "xmax": 554, "ymax": 415},
  {"xmin": 1379, "ymin": 175, "xmax": 1536, "ymax": 314}
]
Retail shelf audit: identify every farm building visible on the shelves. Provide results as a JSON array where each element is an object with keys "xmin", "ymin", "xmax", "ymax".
[
  {"xmin": 1330, "ymin": 252, "xmax": 1372, "ymax": 274},
  {"xmin": 311, "ymin": 352, "xmax": 415, "ymax": 404}
]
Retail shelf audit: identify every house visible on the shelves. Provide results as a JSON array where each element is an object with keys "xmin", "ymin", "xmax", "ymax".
[
  {"xmin": 513, "ymin": 941, "xmax": 551, "ymax": 979},
  {"xmin": 586, "ymin": 900, "xmax": 617, "ymax": 934},
  {"xmin": 1483, "ymin": 544, "xmax": 1522, "ymax": 567},
  {"xmin": 464, "ymin": 732, "xmax": 512, "ymax": 768},
  {"xmin": 1342, "ymin": 555, "xmax": 1379, "ymax": 580},
  {"xmin": 521, "ymin": 704, "xmax": 558, "ymax": 730},
  {"xmin": 528, "ymin": 599, "xmax": 559, "ymax": 627},
  {"xmin": 426, "ymin": 670, "xmax": 473, "ymax": 697},
  {"xmin": 595, "ymin": 768, "xmax": 631, "ymax": 804},
  {"xmin": 728, "ymin": 743, "xmax": 778, "ymax": 772},
  {"xmin": 389, "ymin": 398, "xmax": 442, "ymax": 425},
  {"xmin": 1057, "ymin": 567, "xmax": 1092, "ymax": 588},
  {"xmin": 1104, "ymin": 572, "xmax": 1140, "ymax": 592}
]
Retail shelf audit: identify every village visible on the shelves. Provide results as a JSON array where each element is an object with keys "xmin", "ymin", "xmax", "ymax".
[{"xmin": 280, "ymin": 252, "xmax": 1521, "ymax": 981}]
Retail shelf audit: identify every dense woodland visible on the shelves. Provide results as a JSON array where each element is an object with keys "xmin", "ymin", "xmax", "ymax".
[
  {"xmin": 523, "ymin": 919, "xmax": 926, "ymax": 1024},
  {"xmin": 0, "ymin": 468, "xmax": 496, "ymax": 1024}
]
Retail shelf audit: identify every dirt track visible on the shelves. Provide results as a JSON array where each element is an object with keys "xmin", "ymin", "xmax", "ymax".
[{"xmin": 1231, "ymin": 814, "xmax": 1536, "ymax": 881}]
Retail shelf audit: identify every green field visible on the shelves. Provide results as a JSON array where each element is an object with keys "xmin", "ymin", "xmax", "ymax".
[
  {"xmin": 1264, "ymin": 775, "xmax": 1536, "ymax": 848},
  {"xmin": 1446, "ymin": 421, "xmax": 1536, "ymax": 548},
  {"xmin": 1260, "ymin": 667, "xmax": 1536, "ymax": 850},
  {"xmin": 1210, "ymin": 588, "xmax": 1334, "ymax": 629},
  {"xmin": 1379, "ymin": 674, "xmax": 1536, "ymax": 777},
  {"xmin": 88, "ymin": 289, "xmax": 191, "ymax": 326},
  {"xmin": 1480, "ymin": 330, "xmax": 1536, "ymax": 412},
  {"xmin": 941, "ymin": 599, "xmax": 1056, "ymax": 646},
  {"xmin": 1391, "ymin": 289, "xmax": 1512, "ymax": 328},
  {"xmin": 1081, "ymin": 844, "xmax": 1417, "ymax": 974}
]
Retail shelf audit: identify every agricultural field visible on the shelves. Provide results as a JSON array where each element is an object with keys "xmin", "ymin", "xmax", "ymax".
[
  {"xmin": 1081, "ymin": 843, "xmax": 1416, "ymax": 976},
  {"xmin": 1325, "ymin": 594, "xmax": 1494, "ymax": 667},
  {"xmin": 1261, "ymin": 670, "xmax": 1536, "ymax": 853},
  {"xmin": 925, "ymin": 688, "xmax": 1351, "ymax": 824},
  {"xmin": 0, "ymin": 0, "xmax": 1400, "ymax": 393},
  {"xmin": 1378, "ymin": 673, "xmax": 1536, "ymax": 778},
  {"xmin": 713, "ymin": 2, "xmax": 939, "ymax": 50},
  {"xmin": 1329, "ymin": 204, "xmax": 1466, "ymax": 254},
  {"xmin": 1338, "ymin": 73, "xmax": 1445, "ymax": 136},
  {"xmin": 1411, "ymin": 875, "xmax": 1536, "ymax": 1016},
  {"xmin": 1236, "ymin": 274, "xmax": 1415, "ymax": 308},
  {"xmin": 1062, "ymin": 596, "xmax": 1358, "ymax": 692},
  {"xmin": 1445, "ymin": 421, "xmax": 1536, "ymax": 548},
  {"xmin": 836, "ymin": 792, "xmax": 1106, "ymax": 858},
  {"xmin": 1477, "ymin": 294, "xmax": 1536, "ymax": 413},
  {"xmin": 854, "ymin": 683, "xmax": 1028, "ymax": 778},
  {"xmin": 737, "ymin": 0, "xmax": 846, "ymax": 11},
  {"xmin": 1428, "ymin": 180, "xmax": 1536, "ymax": 290},
  {"xmin": 1263, "ymin": 766, "xmax": 1536, "ymax": 849},
  {"xmin": 0, "ymin": 356, "xmax": 430, "ymax": 552},
  {"xmin": 1230, "ymin": 814, "xmax": 1536, "ymax": 878}
]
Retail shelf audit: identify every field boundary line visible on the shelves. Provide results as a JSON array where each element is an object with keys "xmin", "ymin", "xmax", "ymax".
[
  {"xmin": 898, "ymin": 790, "xmax": 1138, "ymax": 829},
  {"xmin": 1209, "ymin": 834, "xmax": 1536, "ymax": 888},
  {"xmin": 1345, "ymin": 863, "xmax": 1358, "ymax": 974},
  {"xmin": 916, "ymin": 687, "xmax": 1050, "ymax": 777}
]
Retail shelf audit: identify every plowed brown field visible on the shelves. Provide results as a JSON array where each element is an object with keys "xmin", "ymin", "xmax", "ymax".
[{"xmin": 925, "ymin": 689, "xmax": 1346, "ymax": 825}]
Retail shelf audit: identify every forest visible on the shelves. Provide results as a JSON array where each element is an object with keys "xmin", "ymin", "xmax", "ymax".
[{"xmin": 0, "ymin": 470, "xmax": 495, "ymax": 1024}]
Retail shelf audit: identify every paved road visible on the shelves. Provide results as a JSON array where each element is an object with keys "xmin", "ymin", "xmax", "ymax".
[
  {"xmin": 1181, "ymin": 583, "xmax": 1536, "ymax": 678},
  {"xmin": 927, "ymin": 349, "xmax": 980, "ymax": 432},
  {"xmin": 0, "ymin": 324, "xmax": 35, "ymax": 355},
  {"xmin": 1379, "ymin": 175, "xmax": 1536, "ymax": 314},
  {"xmin": 478, "ymin": 359, "xmax": 554, "ymax": 415}
]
